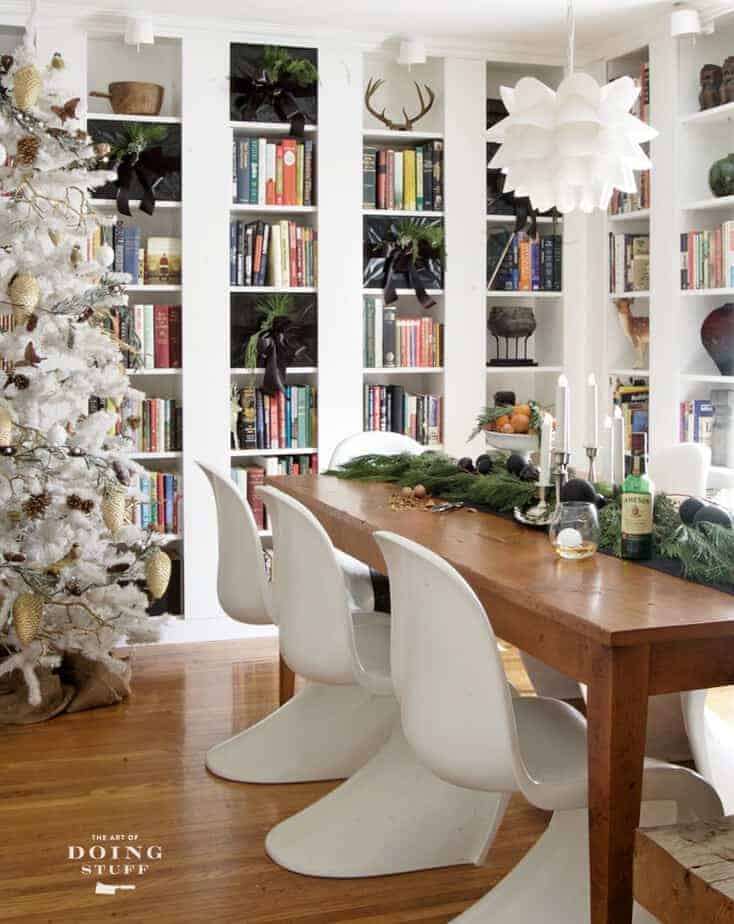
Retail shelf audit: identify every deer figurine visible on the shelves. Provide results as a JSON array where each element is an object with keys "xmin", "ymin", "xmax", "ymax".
[{"xmin": 615, "ymin": 298, "xmax": 650, "ymax": 369}]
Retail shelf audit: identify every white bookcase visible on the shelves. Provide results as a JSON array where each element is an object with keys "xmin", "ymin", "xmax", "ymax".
[{"xmin": 15, "ymin": 6, "xmax": 729, "ymax": 638}]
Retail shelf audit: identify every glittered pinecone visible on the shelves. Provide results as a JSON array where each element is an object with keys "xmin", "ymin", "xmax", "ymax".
[
  {"xmin": 9, "ymin": 272, "xmax": 40, "ymax": 316},
  {"xmin": 12, "ymin": 592, "xmax": 43, "ymax": 646},
  {"xmin": 101, "ymin": 486, "xmax": 127, "ymax": 535},
  {"xmin": 22, "ymin": 491, "xmax": 51, "ymax": 519},
  {"xmin": 16, "ymin": 134, "xmax": 40, "ymax": 165},
  {"xmin": 13, "ymin": 65, "xmax": 42, "ymax": 111},
  {"xmin": 146, "ymin": 549, "xmax": 172, "ymax": 600},
  {"xmin": 0, "ymin": 404, "xmax": 12, "ymax": 447},
  {"xmin": 11, "ymin": 374, "xmax": 29, "ymax": 390}
]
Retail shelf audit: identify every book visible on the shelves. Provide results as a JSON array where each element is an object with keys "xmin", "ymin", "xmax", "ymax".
[
  {"xmin": 382, "ymin": 305, "xmax": 396, "ymax": 367},
  {"xmin": 146, "ymin": 237, "xmax": 182, "ymax": 285},
  {"xmin": 153, "ymin": 304, "xmax": 170, "ymax": 368},
  {"xmin": 246, "ymin": 466, "xmax": 266, "ymax": 529},
  {"xmin": 363, "ymin": 145, "xmax": 377, "ymax": 208}
]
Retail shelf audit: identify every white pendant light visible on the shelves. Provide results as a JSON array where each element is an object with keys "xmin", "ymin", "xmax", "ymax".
[
  {"xmin": 124, "ymin": 15, "xmax": 155, "ymax": 51},
  {"xmin": 486, "ymin": 0, "xmax": 657, "ymax": 215}
]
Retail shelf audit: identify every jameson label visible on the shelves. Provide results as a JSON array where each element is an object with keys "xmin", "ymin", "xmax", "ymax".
[{"xmin": 621, "ymin": 492, "xmax": 652, "ymax": 536}]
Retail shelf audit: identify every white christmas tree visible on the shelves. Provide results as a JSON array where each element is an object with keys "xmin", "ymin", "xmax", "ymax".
[{"xmin": 0, "ymin": 20, "xmax": 169, "ymax": 707}]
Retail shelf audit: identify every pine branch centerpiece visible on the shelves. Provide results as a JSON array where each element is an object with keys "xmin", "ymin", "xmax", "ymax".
[
  {"xmin": 0, "ymin": 24, "xmax": 170, "ymax": 718},
  {"xmin": 329, "ymin": 452, "xmax": 734, "ymax": 593}
]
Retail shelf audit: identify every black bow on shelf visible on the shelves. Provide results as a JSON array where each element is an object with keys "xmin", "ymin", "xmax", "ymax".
[
  {"xmin": 381, "ymin": 242, "xmax": 437, "ymax": 310},
  {"xmin": 115, "ymin": 146, "xmax": 179, "ymax": 217},
  {"xmin": 231, "ymin": 65, "xmax": 316, "ymax": 137}
]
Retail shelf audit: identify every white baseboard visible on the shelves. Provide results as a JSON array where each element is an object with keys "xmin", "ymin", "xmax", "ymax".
[{"xmin": 154, "ymin": 616, "xmax": 278, "ymax": 645}]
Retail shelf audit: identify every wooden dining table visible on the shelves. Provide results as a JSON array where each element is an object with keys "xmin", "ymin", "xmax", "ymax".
[{"xmin": 266, "ymin": 473, "xmax": 734, "ymax": 924}]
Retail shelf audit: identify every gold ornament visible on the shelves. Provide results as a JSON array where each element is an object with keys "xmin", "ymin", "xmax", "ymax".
[
  {"xmin": 8, "ymin": 272, "xmax": 40, "ymax": 324},
  {"xmin": 48, "ymin": 228, "xmax": 63, "ymax": 246},
  {"xmin": 13, "ymin": 65, "xmax": 42, "ymax": 111},
  {"xmin": 46, "ymin": 544, "xmax": 81, "ymax": 576},
  {"xmin": 70, "ymin": 245, "xmax": 82, "ymax": 269},
  {"xmin": 101, "ymin": 486, "xmax": 127, "ymax": 535},
  {"xmin": 6, "ymin": 509, "xmax": 21, "ymax": 524},
  {"xmin": 51, "ymin": 52, "xmax": 65, "ymax": 70},
  {"xmin": 12, "ymin": 592, "xmax": 43, "ymax": 646},
  {"xmin": 16, "ymin": 134, "xmax": 40, "ymax": 165},
  {"xmin": 0, "ymin": 405, "xmax": 12, "ymax": 447},
  {"xmin": 146, "ymin": 549, "xmax": 172, "ymax": 600}
]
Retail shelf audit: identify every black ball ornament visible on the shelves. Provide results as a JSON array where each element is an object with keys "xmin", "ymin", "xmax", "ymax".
[
  {"xmin": 693, "ymin": 505, "xmax": 733, "ymax": 530},
  {"xmin": 68, "ymin": 446, "xmax": 85, "ymax": 458},
  {"xmin": 560, "ymin": 478, "xmax": 598, "ymax": 504},
  {"xmin": 595, "ymin": 493, "xmax": 608, "ymax": 510},
  {"xmin": 679, "ymin": 497, "xmax": 705, "ymax": 526},
  {"xmin": 457, "ymin": 456, "xmax": 475, "ymax": 473},
  {"xmin": 519, "ymin": 463, "xmax": 539, "ymax": 482},
  {"xmin": 506, "ymin": 453, "xmax": 526, "ymax": 477},
  {"xmin": 475, "ymin": 454, "xmax": 493, "ymax": 475},
  {"xmin": 0, "ymin": 445, "xmax": 16, "ymax": 456}
]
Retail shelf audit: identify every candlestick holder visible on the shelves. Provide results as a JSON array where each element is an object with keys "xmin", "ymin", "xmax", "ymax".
[
  {"xmin": 514, "ymin": 483, "xmax": 554, "ymax": 527},
  {"xmin": 585, "ymin": 446, "xmax": 598, "ymax": 483},
  {"xmin": 553, "ymin": 450, "xmax": 571, "ymax": 506}
]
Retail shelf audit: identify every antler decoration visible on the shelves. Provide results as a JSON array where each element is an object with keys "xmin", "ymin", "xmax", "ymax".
[{"xmin": 364, "ymin": 78, "xmax": 436, "ymax": 131}]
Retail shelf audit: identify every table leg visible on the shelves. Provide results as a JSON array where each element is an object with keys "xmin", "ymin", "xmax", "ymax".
[
  {"xmin": 279, "ymin": 654, "xmax": 295, "ymax": 705},
  {"xmin": 587, "ymin": 644, "xmax": 650, "ymax": 924}
]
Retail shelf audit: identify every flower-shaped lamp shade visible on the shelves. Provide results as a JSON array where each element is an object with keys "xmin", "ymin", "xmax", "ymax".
[{"xmin": 487, "ymin": 73, "xmax": 657, "ymax": 214}]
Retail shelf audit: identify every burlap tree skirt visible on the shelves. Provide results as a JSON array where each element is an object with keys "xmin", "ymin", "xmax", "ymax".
[{"xmin": 0, "ymin": 653, "xmax": 131, "ymax": 724}]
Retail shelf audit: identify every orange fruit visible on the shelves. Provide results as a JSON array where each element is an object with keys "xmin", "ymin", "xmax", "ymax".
[
  {"xmin": 500, "ymin": 422, "xmax": 514, "ymax": 434},
  {"xmin": 510, "ymin": 413, "xmax": 530, "ymax": 433},
  {"xmin": 514, "ymin": 403, "xmax": 531, "ymax": 417},
  {"xmin": 496, "ymin": 415, "xmax": 510, "ymax": 429}
]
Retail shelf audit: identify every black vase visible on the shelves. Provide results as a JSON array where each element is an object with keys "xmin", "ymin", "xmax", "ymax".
[{"xmin": 701, "ymin": 302, "xmax": 734, "ymax": 375}]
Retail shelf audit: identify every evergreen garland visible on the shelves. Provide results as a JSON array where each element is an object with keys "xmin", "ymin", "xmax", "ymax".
[{"xmin": 329, "ymin": 452, "xmax": 734, "ymax": 592}]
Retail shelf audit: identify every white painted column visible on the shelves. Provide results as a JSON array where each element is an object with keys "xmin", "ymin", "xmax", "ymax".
[
  {"xmin": 180, "ymin": 31, "xmax": 230, "ymax": 619},
  {"xmin": 443, "ymin": 56, "xmax": 486, "ymax": 458},
  {"xmin": 316, "ymin": 41, "xmax": 363, "ymax": 468},
  {"xmin": 648, "ymin": 35, "xmax": 679, "ymax": 453}
]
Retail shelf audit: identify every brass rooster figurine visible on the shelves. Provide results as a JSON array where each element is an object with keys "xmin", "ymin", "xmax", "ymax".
[{"xmin": 615, "ymin": 298, "xmax": 650, "ymax": 369}]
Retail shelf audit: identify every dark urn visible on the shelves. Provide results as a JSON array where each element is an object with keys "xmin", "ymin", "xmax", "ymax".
[
  {"xmin": 701, "ymin": 303, "xmax": 734, "ymax": 376},
  {"xmin": 709, "ymin": 153, "xmax": 734, "ymax": 198},
  {"xmin": 487, "ymin": 305, "xmax": 537, "ymax": 366}
]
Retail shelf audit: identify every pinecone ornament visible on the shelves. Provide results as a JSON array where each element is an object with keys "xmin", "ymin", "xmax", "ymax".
[
  {"xmin": 16, "ymin": 135, "xmax": 40, "ymax": 165},
  {"xmin": 22, "ymin": 491, "xmax": 51, "ymax": 519},
  {"xmin": 70, "ymin": 245, "xmax": 82, "ymax": 269},
  {"xmin": 0, "ymin": 404, "xmax": 12, "ymax": 447},
  {"xmin": 146, "ymin": 549, "xmax": 172, "ymax": 600},
  {"xmin": 101, "ymin": 486, "xmax": 127, "ymax": 535},
  {"xmin": 9, "ymin": 272, "xmax": 40, "ymax": 324},
  {"xmin": 12, "ymin": 592, "xmax": 43, "ymax": 645},
  {"xmin": 51, "ymin": 52, "xmax": 65, "ymax": 70},
  {"xmin": 13, "ymin": 65, "xmax": 42, "ymax": 111}
]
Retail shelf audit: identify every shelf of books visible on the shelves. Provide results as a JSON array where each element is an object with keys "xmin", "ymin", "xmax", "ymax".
[
  {"xmin": 85, "ymin": 31, "xmax": 185, "ymax": 617},
  {"xmin": 600, "ymin": 47, "xmax": 652, "ymax": 465},
  {"xmin": 484, "ymin": 60, "xmax": 567, "ymax": 415},
  {"xmin": 229, "ymin": 42, "xmax": 320, "ymax": 529},
  {"xmin": 360, "ymin": 53, "xmax": 445, "ymax": 449},
  {"xmin": 677, "ymin": 19, "xmax": 734, "ymax": 488}
]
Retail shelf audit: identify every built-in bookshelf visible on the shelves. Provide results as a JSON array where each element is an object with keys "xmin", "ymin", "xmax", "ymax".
[
  {"xmin": 360, "ymin": 53, "xmax": 446, "ymax": 447},
  {"xmin": 84, "ymin": 31, "xmax": 185, "ymax": 616},
  {"xmin": 596, "ymin": 46, "xmax": 652, "ymax": 469},
  {"xmin": 228, "ymin": 41, "xmax": 321, "ymax": 533},
  {"xmin": 484, "ymin": 59, "xmax": 569, "ymax": 420},
  {"xmin": 676, "ymin": 16, "xmax": 734, "ymax": 491}
]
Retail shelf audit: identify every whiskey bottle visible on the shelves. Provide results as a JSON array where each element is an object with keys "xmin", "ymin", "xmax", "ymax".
[{"xmin": 621, "ymin": 432, "xmax": 654, "ymax": 560}]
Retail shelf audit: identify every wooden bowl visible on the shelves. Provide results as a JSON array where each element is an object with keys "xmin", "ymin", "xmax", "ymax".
[{"xmin": 90, "ymin": 82, "xmax": 164, "ymax": 116}]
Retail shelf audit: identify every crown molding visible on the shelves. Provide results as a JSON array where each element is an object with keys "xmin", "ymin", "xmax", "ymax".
[{"xmin": 0, "ymin": 1, "xmax": 566, "ymax": 64}]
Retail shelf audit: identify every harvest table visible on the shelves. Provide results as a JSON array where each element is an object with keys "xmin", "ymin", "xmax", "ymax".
[{"xmin": 266, "ymin": 474, "xmax": 734, "ymax": 924}]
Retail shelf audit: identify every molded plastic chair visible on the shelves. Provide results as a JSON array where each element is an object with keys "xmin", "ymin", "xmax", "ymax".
[
  {"xmin": 373, "ymin": 531, "xmax": 723, "ymax": 923},
  {"xmin": 197, "ymin": 463, "xmax": 393, "ymax": 784},
  {"xmin": 649, "ymin": 441, "xmax": 710, "ymax": 497},
  {"xmin": 263, "ymin": 486, "xmax": 506, "ymax": 878}
]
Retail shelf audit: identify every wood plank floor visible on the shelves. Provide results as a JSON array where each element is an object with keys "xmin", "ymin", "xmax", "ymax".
[{"xmin": 2, "ymin": 639, "xmax": 549, "ymax": 923}]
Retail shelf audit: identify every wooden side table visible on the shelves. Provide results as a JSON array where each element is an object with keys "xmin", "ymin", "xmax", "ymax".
[{"xmin": 635, "ymin": 817, "xmax": 734, "ymax": 923}]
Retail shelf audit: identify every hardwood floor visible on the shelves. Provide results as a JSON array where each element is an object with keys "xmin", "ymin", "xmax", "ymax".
[{"xmin": 2, "ymin": 640, "xmax": 548, "ymax": 923}]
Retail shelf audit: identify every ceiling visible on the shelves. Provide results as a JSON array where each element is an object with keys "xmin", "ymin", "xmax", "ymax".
[{"xmin": 51, "ymin": 0, "xmax": 672, "ymax": 52}]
